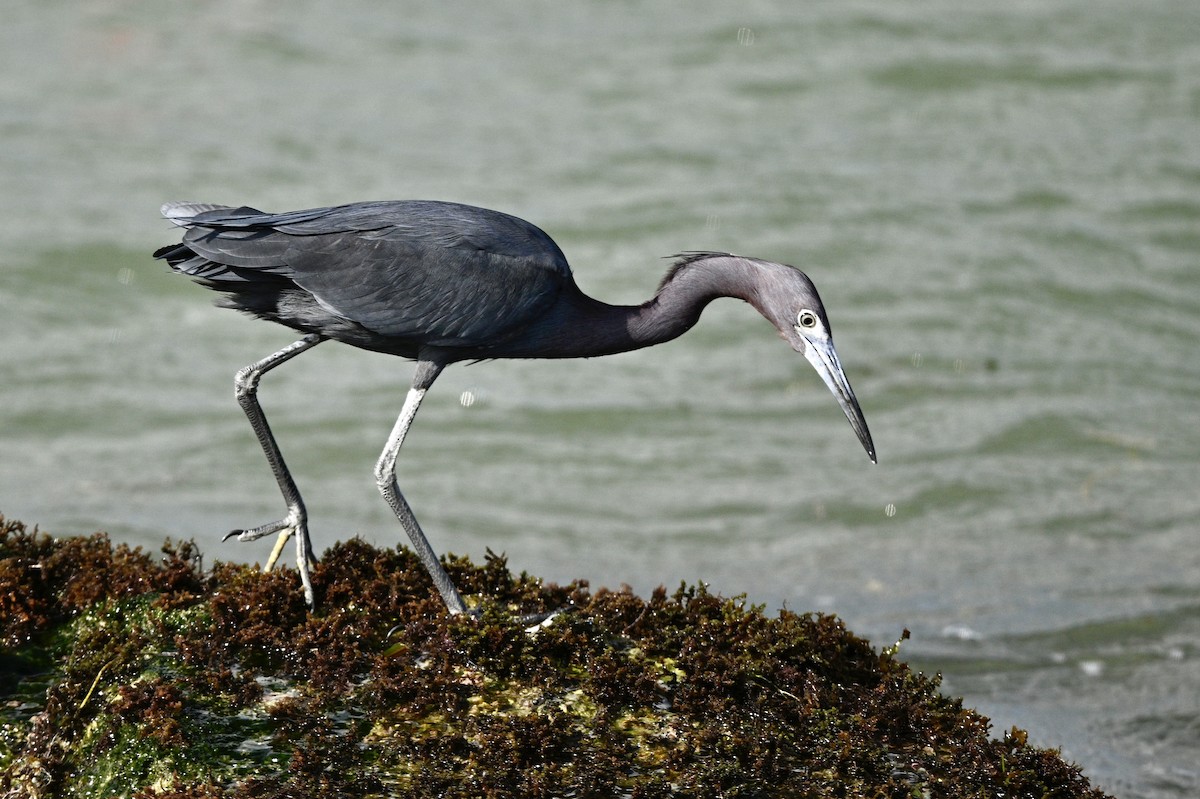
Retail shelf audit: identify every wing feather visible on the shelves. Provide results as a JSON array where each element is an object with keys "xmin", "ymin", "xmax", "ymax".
[{"xmin": 159, "ymin": 200, "xmax": 572, "ymax": 348}]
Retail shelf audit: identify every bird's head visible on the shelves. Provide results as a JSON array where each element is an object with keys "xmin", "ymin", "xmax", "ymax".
[{"xmin": 740, "ymin": 257, "xmax": 877, "ymax": 464}]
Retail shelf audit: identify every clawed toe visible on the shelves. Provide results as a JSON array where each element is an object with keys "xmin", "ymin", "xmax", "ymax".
[
  {"xmin": 220, "ymin": 518, "xmax": 302, "ymax": 571},
  {"xmin": 218, "ymin": 517, "xmax": 315, "ymax": 608},
  {"xmin": 520, "ymin": 607, "xmax": 571, "ymax": 631},
  {"xmin": 223, "ymin": 520, "xmax": 291, "ymax": 543}
]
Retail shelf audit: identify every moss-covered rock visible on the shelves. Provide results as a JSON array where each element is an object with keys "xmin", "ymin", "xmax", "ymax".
[{"xmin": 1, "ymin": 514, "xmax": 1110, "ymax": 798}]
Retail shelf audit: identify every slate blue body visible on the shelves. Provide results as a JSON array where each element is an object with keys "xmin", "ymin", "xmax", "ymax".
[
  {"xmin": 155, "ymin": 199, "xmax": 875, "ymax": 613},
  {"xmin": 157, "ymin": 201, "xmax": 572, "ymax": 357}
]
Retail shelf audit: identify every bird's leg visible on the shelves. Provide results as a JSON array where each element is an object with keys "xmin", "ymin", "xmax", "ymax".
[
  {"xmin": 226, "ymin": 333, "xmax": 325, "ymax": 607},
  {"xmin": 374, "ymin": 359, "xmax": 468, "ymax": 615}
]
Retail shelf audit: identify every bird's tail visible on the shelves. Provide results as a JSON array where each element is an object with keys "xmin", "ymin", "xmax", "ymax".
[{"xmin": 160, "ymin": 201, "xmax": 236, "ymax": 227}]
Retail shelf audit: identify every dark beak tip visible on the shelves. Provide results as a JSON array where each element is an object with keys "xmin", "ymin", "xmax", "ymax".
[{"xmin": 857, "ymin": 433, "xmax": 876, "ymax": 464}]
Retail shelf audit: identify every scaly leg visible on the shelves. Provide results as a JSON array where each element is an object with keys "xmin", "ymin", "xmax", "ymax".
[
  {"xmin": 373, "ymin": 359, "xmax": 467, "ymax": 615},
  {"xmin": 225, "ymin": 333, "xmax": 324, "ymax": 606}
]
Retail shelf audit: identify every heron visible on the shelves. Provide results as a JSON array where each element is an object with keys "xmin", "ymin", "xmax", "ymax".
[{"xmin": 154, "ymin": 200, "xmax": 875, "ymax": 613}]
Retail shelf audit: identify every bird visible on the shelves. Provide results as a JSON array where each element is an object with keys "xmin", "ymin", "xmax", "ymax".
[{"xmin": 154, "ymin": 199, "xmax": 876, "ymax": 613}]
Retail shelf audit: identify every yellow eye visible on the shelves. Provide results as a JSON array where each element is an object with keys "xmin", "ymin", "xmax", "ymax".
[{"xmin": 797, "ymin": 310, "xmax": 818, "ymax": 329}]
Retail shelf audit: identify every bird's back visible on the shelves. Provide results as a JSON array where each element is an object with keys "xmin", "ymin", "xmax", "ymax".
[{"xmin": 155, "ymin": 201, "xmax": 574, "ymax": 359}]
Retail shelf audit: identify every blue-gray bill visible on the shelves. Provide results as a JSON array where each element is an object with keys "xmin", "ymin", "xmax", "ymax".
[{"xmin": 802, "ymin": 338, "xmax": 876, "ymax": 464}]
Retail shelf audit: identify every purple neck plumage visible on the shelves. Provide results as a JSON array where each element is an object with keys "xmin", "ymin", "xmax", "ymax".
[{"xmin": 490, "ymin": 254, "xmax": 765, "ymax": 360}]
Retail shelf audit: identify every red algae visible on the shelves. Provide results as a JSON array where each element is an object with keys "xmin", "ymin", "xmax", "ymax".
[{"xmin": 0, "ymin": 514, "xmax": 1112, "ymax": 798}]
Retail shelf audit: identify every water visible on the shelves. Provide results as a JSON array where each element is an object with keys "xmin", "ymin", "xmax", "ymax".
[{"xmin": 3, "ymin": 2, "xmax": 1199, "ymax": 796}]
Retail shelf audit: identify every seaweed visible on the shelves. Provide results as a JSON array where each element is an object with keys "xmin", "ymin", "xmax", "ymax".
[{"xmin": 0, "ymin": 514, "xmax": 1111, "ymax": 798}]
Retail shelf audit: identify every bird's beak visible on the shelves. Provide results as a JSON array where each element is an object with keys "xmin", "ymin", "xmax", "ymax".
[{"xmin": 800, "ymin": 337, "xmax": 876, "ymax": 463}]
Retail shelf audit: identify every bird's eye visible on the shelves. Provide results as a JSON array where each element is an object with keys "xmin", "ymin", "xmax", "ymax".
[{"xmin": 796, "ymin": 310, "xmax": 818, "ymax": 329}]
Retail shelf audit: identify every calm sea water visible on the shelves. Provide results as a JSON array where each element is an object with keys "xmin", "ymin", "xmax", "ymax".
[{"xmin": 3, "ymin": 3, "xmax": 1199, "ymax": 796}]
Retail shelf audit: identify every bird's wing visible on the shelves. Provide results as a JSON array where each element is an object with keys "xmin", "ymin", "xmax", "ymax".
[{"xmin": 171, "ymin": 201, "xmax": 573, "ymax": 346}]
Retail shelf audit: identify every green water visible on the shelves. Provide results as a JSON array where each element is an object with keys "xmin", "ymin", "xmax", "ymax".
[{"xmin": 3, "ymin": 3, "xmax": 1199, "ymax": 796}]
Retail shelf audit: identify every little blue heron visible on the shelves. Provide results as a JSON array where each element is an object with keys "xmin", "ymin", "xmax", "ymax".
[{"xmin": 154, "ymin": 200, "xmax": 875, "ymax": 613}]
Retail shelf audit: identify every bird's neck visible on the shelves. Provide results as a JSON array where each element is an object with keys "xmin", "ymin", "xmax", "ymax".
[
  {"xmin": 628, "ymin": 255, "xmax": 761, "ymax": 348},
  {"xmin": 498, "ymin": 255, "xmax": 761, "ymax": 359}
]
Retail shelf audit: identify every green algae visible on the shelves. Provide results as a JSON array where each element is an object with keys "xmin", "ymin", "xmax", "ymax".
[{"xmin": 1, "ymin": 514, "xmax": 1111, "ymax": 798}]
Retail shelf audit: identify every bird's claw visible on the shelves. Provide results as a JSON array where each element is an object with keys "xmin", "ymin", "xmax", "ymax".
[
  {"xmin": 222, "ymin": 513, "xmax": 309, "ymax": 570},
  {"xmin": 521, "ymin": 607, "xmax": 572, "ymax": 632},
  {"xmin": 223, "ymin": 519, "xmax": 292, "ymax": 543},
  {"xmin": 219, "ymin": 513, "xmax": 316, "ymax": 608}
]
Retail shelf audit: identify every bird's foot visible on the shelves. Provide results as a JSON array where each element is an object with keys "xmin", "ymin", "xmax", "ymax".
[
  {"xmin": 223, "ymin": 519, "xmax": 289, "ymax": 543},
  {"xmin": 222, "ymin": 510, "xmax": 317, "ymax": 607},
  {"xmin": 520, "ymin": 606, "xmax": 573, "ymax": 633},
  {"xmin": 223, "ymin": 520, "xmax": 295, "ymax": 569}
]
